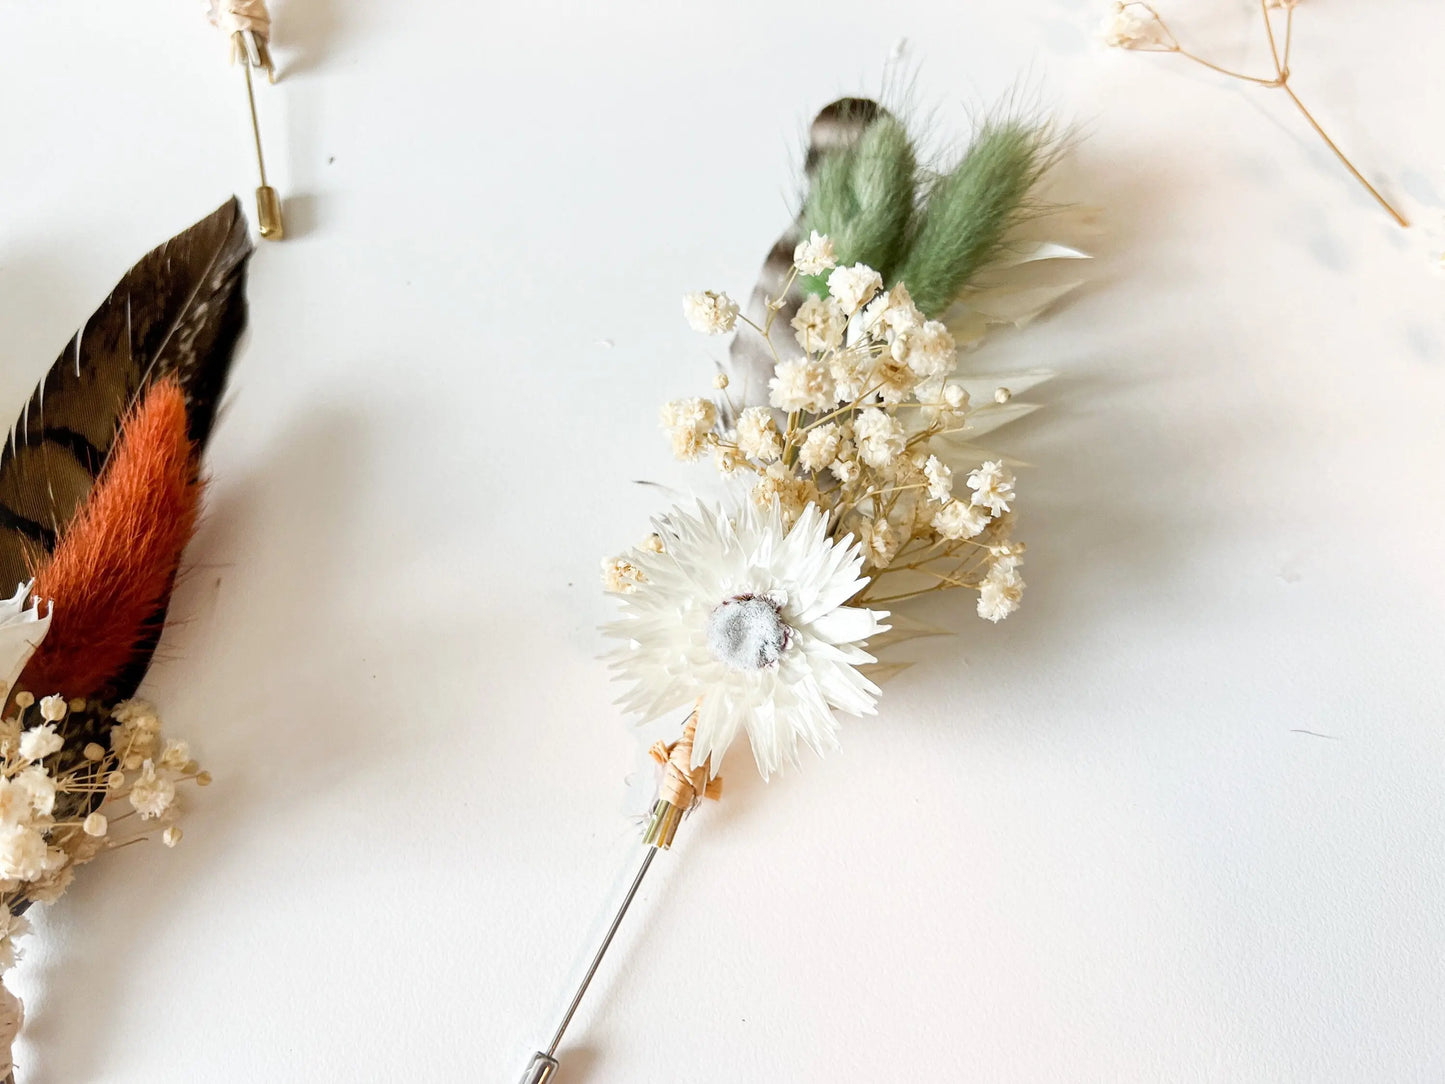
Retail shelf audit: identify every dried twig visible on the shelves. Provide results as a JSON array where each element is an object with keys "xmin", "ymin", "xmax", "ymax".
[{"xmin": 1104, "ymin": 1, "xmax": 1408, "ymax": 228}]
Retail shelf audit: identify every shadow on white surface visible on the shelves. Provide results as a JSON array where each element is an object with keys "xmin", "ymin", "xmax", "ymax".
[{"xmin": 11, "ymin": 407, "xmax": 377, "ymax": 1084}]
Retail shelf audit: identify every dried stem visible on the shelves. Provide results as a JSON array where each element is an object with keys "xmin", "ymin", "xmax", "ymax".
[{"xmin": 1117, "ymin": 1, "xmax": 1408, "ymax": 228}]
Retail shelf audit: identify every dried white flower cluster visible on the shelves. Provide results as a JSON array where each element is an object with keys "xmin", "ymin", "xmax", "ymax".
[
  {"xmin": 1100, "ymin": 2, "xmax": 1165, "ymax": 49},
  {"xmin": 0, "ymin": 692, "xmax": 207, "ymax": 973},
  {"xmin": 616, "ymin": 234, "xmax": 1027, "ymax": 621}
]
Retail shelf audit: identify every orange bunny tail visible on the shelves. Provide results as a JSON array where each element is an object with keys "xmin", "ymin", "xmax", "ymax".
[{"xmin": 21, "ymin": 378, "xmax": 204, "ymax": 700}]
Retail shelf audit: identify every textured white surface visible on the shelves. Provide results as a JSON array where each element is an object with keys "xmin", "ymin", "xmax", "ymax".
[{"xmin": 1, "ymin": 1, "xmax": 1444, "ymax": 1080}]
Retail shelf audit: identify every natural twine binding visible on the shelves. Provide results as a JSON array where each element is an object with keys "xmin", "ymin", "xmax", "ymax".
[
  {"xmin": 642, "ymin": 706, "xmax": 721, "ymax": 849},
  {"xmin": 210, "ymin": 0, "xmax": 276, "ymax": 77},
  {"xmin": 211, "ymin": 0, "xmax": 271, "ymax": 40}
]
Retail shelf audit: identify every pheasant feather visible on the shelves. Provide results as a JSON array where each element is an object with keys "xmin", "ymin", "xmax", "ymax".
[
  {"xmin": 0, "ymin": 200, "xmax": 251, "ymax": 704},
  {"xmin": 0, "ymin": 198, "xmax": 250, "ymax": 597}
]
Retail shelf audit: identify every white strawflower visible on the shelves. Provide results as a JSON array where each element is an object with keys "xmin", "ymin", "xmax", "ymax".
[
  {"xmin": 37, "ymin": 695, "xmax": 66, "ymax": 723},
  {"xmin": 791, "ymin": 295, "xmax": 847, "ymax": 352},
  {"xmin": 15, "ymin": 766, "xmax": 55, "ymax": 817},
  {"xmin": 82, "ymin": 812, "xmax": 107, "ymax": 837},
  {"xmin": 894, "ymin": 320, "xmax": 957, "ymax": 379},
  {"xmin": 923, "ymin": 456, "xmax": 953, "ymax": 502},
  {"xmin": 769, "ymin": 358, "xmax": 835, "ymax": 413},
  {"xmin": 826, "ymin": 263, "xmax": 883, "ymax": 315},
  {"xmin": 932, "ymin": 499, "xmax": 990, "ymax": 541},
  {"xmin": 967, "ymin": 461, "xmax": 1016, "ymax": 515},
  {"xmin": 793, "ymin": 230, "xmax": 837, "ymax": 276},
  {"xmin": 601, "ymin": 556, "xmax": 646, "ymax": 595},
  {"xmin": 853, "ymin": 408, "xmax": 905, "ymax": 471},
  {"xmin": 606, "ymin": 502, "xmax": 888, "ymax": 779},
  {"xmin": 798, "ymin": 423, "xmax": 842, "ymax": 473},
  {"xmin": 978, "ymin": 557, "xmax": 1025, "ymax": 622},
  {"xmin": 944, "ymin": 384, "xmax": 970, "ymax": 411},
  {"xmin": 0, "ymin": 825, "xmax": 54, "ymax": 883},
  {"xmin": 682, "ymin": 291, "xmax": 739, "ymax": 335},
  {"xmin": 162, "ymin": 826, "xmax": 183, "ymax": 848},
  {"xmin": 735, "ymin": 407, "xmax": 783, "ymax": 463},
  {"xmin": 18, "ymin": 724, "xmax": 62, "ymax": 762},
  {"xmin": 128, "ymin": 760, "xmax": 176, "ymax": 820}
]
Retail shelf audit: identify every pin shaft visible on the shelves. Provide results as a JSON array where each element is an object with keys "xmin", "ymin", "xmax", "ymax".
[
  {"xmin": 233, "ymin": 30, "xmax": 283, "ymax": 239},
  {"xmin": 548, "ymin": 846, "xmax": 656, "ymax": 1057},
  {"xmin": 240, "ymin": 49, "xmax": 269, "ymax": 189}
]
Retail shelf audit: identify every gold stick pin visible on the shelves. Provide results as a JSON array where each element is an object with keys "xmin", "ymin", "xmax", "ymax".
[{"xmin": 232, "ymin": 29, "xmax": 283, "ymax": 240}]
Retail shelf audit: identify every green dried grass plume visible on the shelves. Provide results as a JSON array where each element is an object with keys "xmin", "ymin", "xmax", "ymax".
[
  {"xmin": 893, "ymin": 119, "xmax": 1059, "ymax": 316},
  {"xmin": 798, "ymin": 114, "xmax": 917, "ymax": 295},
  {"xmin": 797, "ymin": 106, "xmax": 1060, "ymax": 318}
]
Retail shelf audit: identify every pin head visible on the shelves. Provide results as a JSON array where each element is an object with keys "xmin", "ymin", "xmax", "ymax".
[
  {"xmin": 256, "ymin": 186, "xmax": 284, "ymax": 240},
  {"xmin": 518, "ymin": 1052, "xmax": 558, "ymax": 1084}
]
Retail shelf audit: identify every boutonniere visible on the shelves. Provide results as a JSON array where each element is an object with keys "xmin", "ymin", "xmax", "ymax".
[{"xmin": 517, "ymin": 97, "xmax": 1092, "ymax": 1083}]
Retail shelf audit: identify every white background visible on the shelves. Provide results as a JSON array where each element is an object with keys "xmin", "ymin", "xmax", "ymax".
[{"xmin": 2, "ymin": 1, "xmax": 1444, "ymax": 1080}]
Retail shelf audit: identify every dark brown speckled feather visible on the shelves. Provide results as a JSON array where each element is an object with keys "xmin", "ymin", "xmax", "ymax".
[
  {"xmin": 0, "ymin": 198, "xmax": 252, "ymax": 596},
  {"xmin": 726, "ymin": 99, "xmax": 887, "ymax": 405}
]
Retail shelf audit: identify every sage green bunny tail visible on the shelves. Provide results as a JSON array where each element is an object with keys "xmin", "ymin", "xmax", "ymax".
[
  {"xmin": 799, "ymin": 113, "xmax": 917, "ymax": 294},
  {"xmin": 892, "ymin": 119, "xmax": 1057, "ymax": 317}
]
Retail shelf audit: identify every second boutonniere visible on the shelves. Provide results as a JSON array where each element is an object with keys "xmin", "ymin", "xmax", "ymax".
[{"xmin": 518, "ymin": 97, "xmax": 1091, "ymax": 1082}]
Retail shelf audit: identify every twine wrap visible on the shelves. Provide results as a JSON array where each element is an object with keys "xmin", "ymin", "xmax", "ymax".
[
  {"xmin": 643, "ymin": 708, "xmax": 722, "ymax": 849},
  {"xmin": 209, "ymin": 0, "xmax": 275, "ymax": 76},
  {"xmin": 209, "ymin": 0, "xmax": 272, "ymax": 40}
]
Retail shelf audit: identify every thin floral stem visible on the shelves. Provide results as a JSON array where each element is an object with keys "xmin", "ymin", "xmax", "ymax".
[
  {"xmin": 1173, "ymin": 48, "xmax": 1278, "ymax": 87},
  {"xmin": 1278, "ymin": 81, "xmax": 1409, "ymax": 228},
  {"xmin": 1123, "ymin": 1, "xmax": 1408, "ymax": 228},
  {"xmin": 1260, "ymin": 0, "xmax": 1284, "ymax": 75}
]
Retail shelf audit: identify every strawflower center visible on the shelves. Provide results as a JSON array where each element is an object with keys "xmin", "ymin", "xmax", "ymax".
[{"xmin": 706, "ymin": 594, "xmax": 791, "ymax": 671}]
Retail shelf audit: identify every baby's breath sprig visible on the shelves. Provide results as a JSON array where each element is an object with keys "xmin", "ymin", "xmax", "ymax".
[
  {"xmin": 0, "ymin": 691, "xmax": 207, "ymax": 1078},
  {"xmin": 610, "ymin": 232, "xmax": 1026, "ymax": 622},
  {"xmin": 1102, "ymin": 0, "xmax": 1408, "ymax": 228}
]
